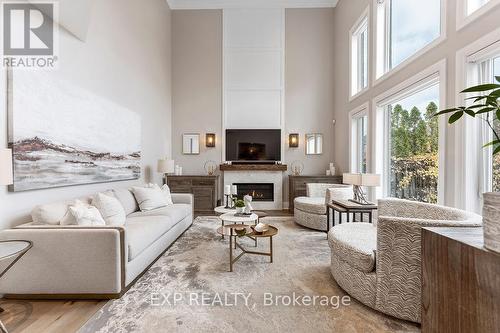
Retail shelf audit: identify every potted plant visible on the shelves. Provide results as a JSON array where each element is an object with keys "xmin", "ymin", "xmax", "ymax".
[
  {"xmin": 234, "ymin": 199, "xmax": 245, "ymax": 214},
  {"xmin": 435, "ymin": 76, "xmax": 500, "ymax": 253}
]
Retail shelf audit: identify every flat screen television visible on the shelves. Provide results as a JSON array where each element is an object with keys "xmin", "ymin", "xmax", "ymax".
[{"xmin": 225, "ymin": 129, "xmax": 281, "ymax": 163}]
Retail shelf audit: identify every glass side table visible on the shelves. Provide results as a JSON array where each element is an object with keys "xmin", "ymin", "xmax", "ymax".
[{"xmin": 0, "ymin": 241, "xmax": 32, "ymax": 333}]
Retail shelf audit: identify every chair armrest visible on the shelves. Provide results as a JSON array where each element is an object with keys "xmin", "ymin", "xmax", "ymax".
[{"xmin": 0, "ymin": 227, "xmax": 125, "ymax": 296}]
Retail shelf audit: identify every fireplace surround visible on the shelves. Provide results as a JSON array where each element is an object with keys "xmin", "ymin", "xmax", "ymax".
[{"xmin": 234, "ymin": 183, "xmax": 274, "ymax": 202}]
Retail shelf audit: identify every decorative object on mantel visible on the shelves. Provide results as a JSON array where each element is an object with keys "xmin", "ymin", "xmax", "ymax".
[
  {"xmin": 0, "ymin": 149, "xmax": 13, "ymax": 186},
  {"xmin": 305, "ymin": 133, "xmax": 323, "ymax": 155},
  {"xmin": 204, "ymin": 160, "xmax": 217, "ymax": 175},
  {"xmin": 289, "ymin": 133, "xmax": 299, "ymax": 148},
  {"xmin": 182, "ymin": 133, "xmax": 200, "ymax": 155},
  {"xmin": 205, "ymin": 133, "xmax": 216, "ymax": 148},
  {"xmin": 290, "ymin": 160, "xmax": 304, "ymax": 176},
  {"xmin": 8, "ymin": 70, "xmax": 141, "ymax": 192},
  {"xmin": 434, "ymin": 78, "xmax": 500, "ymax": 253},
  {"xmin": 329, "ymin": 163, "xmax": 336, "ymax": 176},
  {"xmin": 343, "ymin": 173, "xmax": 381, "ymax": 205},
  {"xmin": 157, "ymin": 158, "xmax": 175, "ymax": 183},
  {"xmin": 244, "ymin": 195, "xmax": 253, "ymax": 214}
]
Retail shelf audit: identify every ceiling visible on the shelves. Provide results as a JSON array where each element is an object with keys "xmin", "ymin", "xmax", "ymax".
[{"xmin": 166, "ymin": 0, "xmax": 339, "ymax": 10}]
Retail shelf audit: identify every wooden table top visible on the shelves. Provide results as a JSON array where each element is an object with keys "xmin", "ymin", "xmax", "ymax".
[{"xmin": 328, "ymin": 199, "xmax": 378, "ymax": 210}]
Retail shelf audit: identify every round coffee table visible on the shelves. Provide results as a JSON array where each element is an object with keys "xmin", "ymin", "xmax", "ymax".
[
  {"xmin": 214, "ymin": 206, "xmax": 237, "ymax": 215},
  {"xmin": 219, "ymin": 212, "xmax": 258, "ymax": 225},
  {"xmin": 217, "ymin": 224, "xmax": 278, "ymax": 272}
]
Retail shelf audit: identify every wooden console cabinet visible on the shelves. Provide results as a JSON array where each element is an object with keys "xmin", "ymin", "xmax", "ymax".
[
  {"xmin": 166, "ymin": 175, "xmax": 219, "ymax": 215},
  {"xmin": 422, "ymin": 227, "xmax": 500, "ymax": 332},
  {"xmin": 288, "ymin": 175, "xmax": 342, "ymax": 210}
]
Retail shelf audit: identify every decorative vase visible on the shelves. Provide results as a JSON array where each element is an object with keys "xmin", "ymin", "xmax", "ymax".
[{"xmin": 483, "ymin": 192, "xmax": 500, "ymax": 253}]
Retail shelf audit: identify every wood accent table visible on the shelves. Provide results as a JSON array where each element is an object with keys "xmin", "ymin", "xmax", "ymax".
[
  {"xmin": 217, "ymin": 224, "xmax": 278, "ymax": 272},
  {"xmin": 166, "ymin": 175, "xmax": 219, "ymax": 215},
  {"xmin": 422, "ymin": 227, "xmax": 500, "ymax": 332},
  {"xmin": 288, "ymin": 175, "xmax": 343, "ymax": 210},
  {"xmin": 326, "ymin": 199, "xmax": 377, "ymax": 233}
]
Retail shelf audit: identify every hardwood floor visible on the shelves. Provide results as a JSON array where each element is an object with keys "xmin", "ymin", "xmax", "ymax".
[
  {"xmin": 0, "ymin": 300, "xmax": 105, "ymax": 333},
  {"xmin": 0, "ymin": 210, "xmax": 292, "ymax": 332}
]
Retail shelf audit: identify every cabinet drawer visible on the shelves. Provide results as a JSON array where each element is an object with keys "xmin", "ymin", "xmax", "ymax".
[
  {"xmin": 192, "ymin": 179, "xmax": 215, "ymax": 186},
  {"xmin": 168, "ymin": 179, "xmax": 191, "ymax": 187},
  {"xmin": 171, "ymin": 187, "xmax": 191, "ymax": 193}
]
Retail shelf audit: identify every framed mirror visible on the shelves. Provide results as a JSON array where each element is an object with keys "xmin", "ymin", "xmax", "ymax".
[
  {"xmin": 182, "ymin": 134, "xmax": 200, "ymax": 155},
  {"xmin": 305, "ymin": 133, "xmax": 323, "ymax": 155}
]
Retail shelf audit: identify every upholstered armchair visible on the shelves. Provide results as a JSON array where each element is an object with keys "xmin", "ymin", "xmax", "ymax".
[
  {"xmin": 328, "ymin": 198, "xmax": 482, "ymax": 323},
  {"xmin": 294, "ymin": 183, "xmax": 352, "ymax": 231}
]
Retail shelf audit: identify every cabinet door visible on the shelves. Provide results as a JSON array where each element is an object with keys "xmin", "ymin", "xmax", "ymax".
[{"xmin": 192, "ymin": 187, "xmax": 214, "ymax": 211}]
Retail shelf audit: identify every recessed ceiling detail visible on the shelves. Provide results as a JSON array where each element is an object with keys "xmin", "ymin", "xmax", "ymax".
[{"xmin": 167, "ymin": 0, "xmax": 339, "ymax": 10}]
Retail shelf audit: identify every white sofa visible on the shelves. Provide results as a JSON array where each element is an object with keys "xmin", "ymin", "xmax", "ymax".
[{"xmin": 0, "ymin": 188, "xmax": 193, "ymax": 299}]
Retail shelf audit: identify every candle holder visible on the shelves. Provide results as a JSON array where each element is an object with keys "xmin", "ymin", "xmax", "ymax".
[{"xmin": 224, "ymin": 194, "xmax": 236, "ymax": 209}]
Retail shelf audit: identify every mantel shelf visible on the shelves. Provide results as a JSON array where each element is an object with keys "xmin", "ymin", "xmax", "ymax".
[{"xmin": 219, "ymin": 164, "xmax": 288, "ymax": 172}]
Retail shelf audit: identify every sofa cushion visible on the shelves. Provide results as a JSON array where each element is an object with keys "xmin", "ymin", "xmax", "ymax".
[
  {"xmin": 329, "ymin": 223, "xmax": 377, "ymax": 273},
  {"xmin": 32, "ymin": 197, "xmax": 92, "ymax": 225},
  {"xmin": 125, "ymin": 216, "xmax": 175, "ymax": 261},
  {"xmin": 113, "ymin": 188, "xmax": 139, "ymax": 215},
  {"xmin": 92, "ymin": 192, "xmax": 126, "ymax": 226},
  {"xmin": 294, "ymin": 197, "xmax": 326, "ymax": 215},
  {"xmin": 127, "ymin": 204, "xmax": 191, "ymax": 222}
]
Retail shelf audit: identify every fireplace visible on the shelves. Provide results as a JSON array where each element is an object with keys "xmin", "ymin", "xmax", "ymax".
[{"xmin": 234, "ymin": 183, "xmax": 274, "ymax": 202}]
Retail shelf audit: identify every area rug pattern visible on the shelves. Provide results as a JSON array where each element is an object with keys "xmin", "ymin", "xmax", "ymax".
[{"xmin": 79, "ymin": 217, "xmax": 419, "ymax": 333}]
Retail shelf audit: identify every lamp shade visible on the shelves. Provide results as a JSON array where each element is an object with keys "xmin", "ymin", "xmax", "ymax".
[
  {"xmin": 0, "ymin": 149, "xmax": 13, "ymax": 185},
  {"xmin": 157, "ymin": 159, "xmax": 175, "ymax": 174},
  {"xmin": 343, "ymin": 173, "xmax": 380, "ymax": 187}
]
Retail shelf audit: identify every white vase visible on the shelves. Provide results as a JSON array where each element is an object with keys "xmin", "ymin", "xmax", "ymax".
[{"xmin": 483, "ymin": 192, "xmax": 500, "ymax": 253}]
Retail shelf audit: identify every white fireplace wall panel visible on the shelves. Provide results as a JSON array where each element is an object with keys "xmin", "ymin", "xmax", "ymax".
[
  {"xmin": 223, "ymin": 8, "xmax": 284, "ymax": 130},
  {"xmin": 224, "ymin": 171, "xmax": 283, "ymax": 210}
]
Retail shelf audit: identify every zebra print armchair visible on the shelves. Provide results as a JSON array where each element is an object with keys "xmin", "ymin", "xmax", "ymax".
[{"xmin": 328, "ymin": 198, "xmax": 482, "ymax": 323}]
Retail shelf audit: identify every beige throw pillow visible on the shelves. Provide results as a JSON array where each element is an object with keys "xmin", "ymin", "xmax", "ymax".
[
  {"xmin": 131, "ymin": 186, "xmax": 168, "ymax": 211},
  {"xmin": 92, "ymin": 192, "xmax": 126, "ymax": 226}
]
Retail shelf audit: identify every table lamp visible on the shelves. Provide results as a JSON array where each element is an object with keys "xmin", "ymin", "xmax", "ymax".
[
  {"xmin": 0, "ymin": 149, "xmax": 13, "ymax": 186},
  {"xmin": 157, "ymin": 158, "xmax": 175, "ymax": 184},
  {"xmin": 343, "ymin": 173, "xmax": 380, "ymax": 205}
]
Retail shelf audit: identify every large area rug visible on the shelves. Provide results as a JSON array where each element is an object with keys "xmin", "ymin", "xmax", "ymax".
[{"xmin": 79, "ymin": 217, "xmax": 420, "ymax": 333}]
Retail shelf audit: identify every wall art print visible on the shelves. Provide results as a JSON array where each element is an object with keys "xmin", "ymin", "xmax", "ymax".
[{"xmin": 7, "ymin": 70, "xmax": 141, "ymax": 192}]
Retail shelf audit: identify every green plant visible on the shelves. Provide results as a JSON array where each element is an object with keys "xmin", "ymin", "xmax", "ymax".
[
  {"xmin": 234, "ymin": 199, "xmax": 245, "ymax": 208},
  {"xmin": 435, "ymin": 76, "xmax": 500, "ymax": 155}
]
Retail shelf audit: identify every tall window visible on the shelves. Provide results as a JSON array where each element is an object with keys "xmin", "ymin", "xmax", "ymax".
[
  {"xmin": 384, "ymin": 82, "xmax": 440, "ymax": 203},
  {"xmin": 350, "ymin": 11, "xmax": 369, "ymax": 97},
  {"xmin": 376, "ymin": 0, "xmax": 442, "ymax": 78},
  {"xmin": 350, "ymin": 109, "xmax": 368, "ymax": 173},
  {"xmin": 467, "ymin": 0, "xmax": 490, "ymax": 14}
]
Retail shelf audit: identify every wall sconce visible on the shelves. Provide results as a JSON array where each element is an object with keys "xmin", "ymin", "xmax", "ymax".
[
  {"xmin": 206, "ymin": 133, "xmax": 216, "ymax": 148},
  {"xmin": 289, "ymin": 133, "xmax": 299, "ymax": 148}
]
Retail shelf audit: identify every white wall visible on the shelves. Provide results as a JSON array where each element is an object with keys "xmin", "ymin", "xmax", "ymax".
[
  {"xmin": 332, "ymin": 0, "xmax": 500, "ymax": 208},
  {"xmin": 0, "ymin": 0, "xmax": 173, "ymax": 228}
]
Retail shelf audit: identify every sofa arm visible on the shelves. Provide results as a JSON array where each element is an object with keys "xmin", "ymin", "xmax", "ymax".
[
  {"xmin": 171, "ymin": 193, "xmax": 194, "ymax": 206},
  {"xmin": 0, "ymin": 227, "xmax": 125, "ymax": 297}
]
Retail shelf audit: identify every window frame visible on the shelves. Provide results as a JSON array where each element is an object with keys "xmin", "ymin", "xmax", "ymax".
[
  {"xmin": 456, "ymin": 0, "xmax": 500, "ymax": 31},
  {"xmin": 372, "ymin": 59, "xmax": 447, "ymax": 203},
  {"xmin": 455, "ymin": 28, "xmax": 500, "ymax": 212},
  {"xmin": 373, "ymin": 0, "xmax": 447, "ymax": 86},
  {"xmin": 349, "ymin": 6, "xmax": 370, "ymax": 101},
  {"xmin": 349, "ymin": 102, "xmax": 370, "ymax": 173}
]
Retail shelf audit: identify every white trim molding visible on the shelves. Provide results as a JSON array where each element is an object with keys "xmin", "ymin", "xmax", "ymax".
[
  {"xmin": 167, "ymin": 0, "xmax": 338, "ymax": 10},
  {"xmin": 348, "ymin": 102, "xmax": 370, "ymax": 173},
  {"xmin": 456, "ymin": 0, "xmax": 500, "ymax": 31},
  {"xmin": 372, "ymin": 59, "xmax": 447, "ymax": 204}
]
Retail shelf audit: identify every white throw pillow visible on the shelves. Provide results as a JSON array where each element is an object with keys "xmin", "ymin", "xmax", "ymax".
[
  {"xmin": 68, "ymin": 201, "xmax": 106, "ymax": 226},
  {"xmin": 131, "ymin": 186, "xmax": 168, "ymax": 211},
  {"xmin": 160, "ymin": 184, "xmax": 173, "ymax": 205},
  {"xmin": 92, "ymin": 192, "xmax": 126, "ymax": 226}
]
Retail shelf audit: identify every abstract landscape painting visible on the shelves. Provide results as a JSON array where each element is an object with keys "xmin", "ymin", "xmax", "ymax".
[{"xmin": 7, "ymin": 70, "xmax": 141, "ymax": 192}]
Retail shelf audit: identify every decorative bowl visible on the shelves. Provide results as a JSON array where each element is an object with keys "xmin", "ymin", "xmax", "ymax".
[
  {"xmin": 254, "ymin": 223, "xmax": 269, "ymax": 233},
  {"xmin": 235, "ymin": 227, "xmax": 247, "ymax": 237}
]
